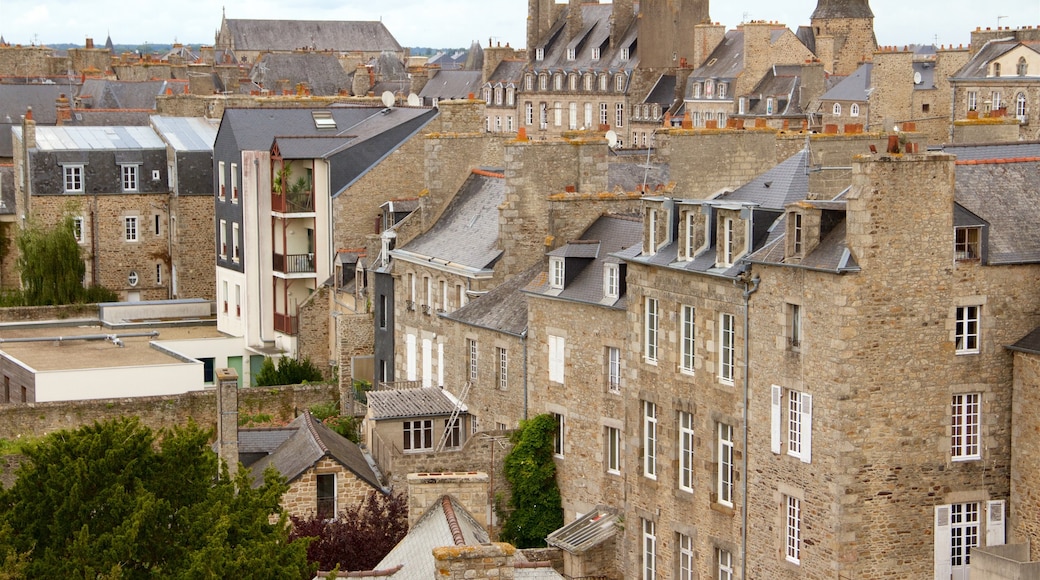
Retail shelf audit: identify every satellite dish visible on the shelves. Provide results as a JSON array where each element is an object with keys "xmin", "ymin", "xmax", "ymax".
[
  {"xmin": 381, "ymin": 91, "xmax": 395, "ymax": 108},
  {"xmin": 913, "ymin": 71, "xmax": 922, "ymax": 85},
  {"xmin": 406, "ymin": 93, "xmax": 420, "ymax": 107},
  {"xmin": 605, "ymin": 130, "xmax": 618, "ymax": 148}
]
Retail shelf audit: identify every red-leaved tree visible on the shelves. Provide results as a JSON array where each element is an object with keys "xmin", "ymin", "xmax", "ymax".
[{"xmin": 289, "ymin": 490, "xmax": 408, "ymax": 572}]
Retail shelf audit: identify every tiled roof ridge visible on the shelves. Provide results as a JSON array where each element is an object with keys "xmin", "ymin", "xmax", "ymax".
[
  {"xmin": 956, "ymin": 157, "xmax": 1040, "ymax": 165},
  {"xmin": 338, "ymin": 247, "xmax": 367, "ymax": 254},
  {"xmin": 302, "ymin": 410, "xmax": 330, "ymax": 454},
  {"xmin": 472, "ymin": 168, "xmax": 505, "ymax": 179},
  {"xmin": 442, "ymin": 496, "xmax": 467, "ymax": 546},
  {"xmin": 315, "ymin": 565, "xmax": 403, "ymax": 578}
]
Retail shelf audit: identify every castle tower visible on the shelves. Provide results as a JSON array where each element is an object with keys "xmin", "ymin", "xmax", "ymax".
[{"xmin": 810, "ymin": 0, "xmax": 877, "ymax": 76}]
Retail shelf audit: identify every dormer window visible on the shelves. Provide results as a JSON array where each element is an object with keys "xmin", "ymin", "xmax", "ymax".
[
  {"xmin": 684, "ymin": 212, "xmax": 697, "ymax": 260},
  {"xmin": 550, "ymin": 257, "xmax": 565, "ymax": 289},
  {"xmin": 1018, "ymin": 57, "xmax": 1028, "ymax": 76},
  {"xmin": 766, "ymin": 98, "xmax": 775, "ymax": 115},
  {"xmin": 705, "ymin": 80, "xmax": 714, "ymax": 99},
  {"xmin": 494, "ymin": 87, "xmax": 503, "ymax": 105},
  {"xmin": 536, "ymin": 47, "xmax": 544, "ymax": 61},
  {"xmin": 718, "ymin": 83, "xmax": 727, "ymax": 99},
  {"xmin": 647, "ymin": 208, "xmax": 658, "ymax": 255},
  {"xmin": 604, "ymin": 263, "xmax": 619, "ymax": 298},
  {"xmin": 615, "ymin": 74, "xmax": 625, "ymax": 92},
  {"xmin": 693, "ymin": 83, "xmax": 702, "ymax": 99},
  {"xmin": 599, "ymin": 74, "xmax": 609, "ymax": 91},
  {"xmin": 592, "ymin": 47, "xmax": 601, "ymax": 60},
  {"xmin": 584, "ymin": 74, "xmax": 593, "ymax": 91},
  {"xmin": 955, "ymin": 227, "xmax": 981, "ymax": 261},
  {"xmin": 506, "ymin": 87, "xmax": 515, "ymax": 106},
  {"xmin": 738, "ymin": 97, "xmax": 746, "ymax": 114},
  {"xmin": 621, "ymin": 47, "xmax": 630, "ymax": 61},
  {"xmin": 791, "ymin": 213, "xmax": 804, "ymax": 256},
  {"xmin": 554, "ymin": 73, "xmax": 564, "ymax": 91},
  {"xmin": 525, "ymin": 74, "xmax": 534, "ymax": 91},
  {"xmin": 721, "ymin": 217, "xmax": 735, "ymax": 267},
  {"xmin": 569, "ymin": 74, "xmax": 578, "ymax": 91},
  {"xmin": 483, "ymin": 87, "xmax": 492, "ymax": 104},
  {"xmin": 566, "ymin": 48, "xmax": 576, "ymax": 61}
]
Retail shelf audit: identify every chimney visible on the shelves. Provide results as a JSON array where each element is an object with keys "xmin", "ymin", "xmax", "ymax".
[
  {"xmin": 216, "ymin": 368, "xmax": 240, "ymax": 478},
  {"xmin": 85, "ymin": 37, "xmax": 94, "ymax": 49},
  {"xmin": 566, "ymin": 0, "xmax": 584, "ymax": 41},
  {"xmin": 611, "ymin": 0, "xmax": 636, "ymax": 44},
  {"xmin": 55, "ymin": 94, "xmax": 72, "ymax": 125},
  {"xmin": 22, "ymin": 107, "xmax": 36, "ymax": 149}
]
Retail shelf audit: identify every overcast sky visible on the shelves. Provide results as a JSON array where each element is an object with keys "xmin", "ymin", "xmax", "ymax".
[{"xmin": 0, "ymin": 0, "xmax": 1037, "ymax": 50}]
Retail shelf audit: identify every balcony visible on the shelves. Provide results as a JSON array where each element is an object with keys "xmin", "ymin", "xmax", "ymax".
[
  {"xmin": 271, "ymin": 191, "xmax": 315, "ymax": 213},
  {"xmin": 274, "ymin": 312, "xmax": 298, "ymax": 335},
  {"xmin": 273, "ymin": 252, "xmax": 315, "ymax": 274}
]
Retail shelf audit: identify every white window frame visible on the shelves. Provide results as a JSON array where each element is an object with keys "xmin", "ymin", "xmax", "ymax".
[
  {"xmin": 719, "ymin": 313, "xmax": 735, "ymax": 384},
  {"xmin": 553, "ymin": 101, "xmax": 562, "ymax": 126},
  {"xmin": 789, "ymin": 303, "xmax": 802, "ymax": 348},
  {"xmin": 592, "ymin": 47, "xmax": 601, "ymax": 60},
  {"xmin": 569, "ymin": 102, "xmax": 577, "ymax": 130},
  {"xmin": 548, "ymin": 334, "xmax": 565, "ymax": 384},
  {"xmin": 230, "ymin": 163, "xmax": 238, "ymax": 202},
  {"xmin": 403, "ymin": 419, "xmax": 433, "ymax": 452},
  {"xmin": 785, "ymin": 495, "xmax": 802, "ymax": 564},
  {"xmin": 851, "ymin": 103, "xmax": 860, "ymax": 117},
  {"xmin": 621, "ymin": 47, "xmax": 630, "ymax": 61},
  {"xmin": 497, "ymin": 347, "xmax": 508, "ymax": 390},
  {"xmin": 468, "ymin": 338, "xmax": 478, "ymax": 383},
  {"xmin": 678, "ymin": 533, "xmax": 694, "ymax": 580},
  {"xmin": 72, "ymin": 216, "xmax": 85, "ymax": 244},
  {"xmin": 124, "ymin": 216, "xmax": 139, "ymax": 242},
  {"xmin": 231, "ymin": 222, "xmax": 240, "ymax": 262},
  {"xmin": 684, "ymin": 212, "xmax": 697, "ymax": 260},
  {"xmin": 525, "ymin": 102, "xmax": 534, "ymax": 125},
  {"xmin": 549, "ymin": 257, "xmax": 565, "ymax": 289},
  {"xmin": 615, "ymin": 74, "xmax": 625, "ymax": 92},
  {"xmin": 967, "ymin": 91, "xmax": 977, "ymax": 111},
  {"xmin": 1016, "ymin": 92, "xmax": 1027, "ymax": 120},
  {"xmin": 535, "ymin": 47, "xmax": 544, "ymax": 61},
  {"xmin": 679, "ymin": 410, "xmax": 694, "ymax": 492},
  {"xmin": 604, "ymin": 263, "xmax": 619, "ymax": 298},
  {"xmin": 718, "ymin": 423, "xmax": 733, "ymax": 507},
  {"xmin": 681, "ymin": 305, "xmax": 695, "ymax": 374},
  {"xmin": 644, "ymin": 297, "xmax": 659, "ymax": 364},
  {"xmin": 63, "ymin": 164, "xmax": 84, "ymax": 193},
  {"xmin": 955, "ymin": 305, "xmax": 980, "ymax": 354},
  {"xmin": 951, "ymin": 392, "xmax": 981, "ymax": 460},
  {"xmin": 606, "ymin": 425, "xmax": 621, "ymax": 474},
  {"xmin": 218, "ymin": 161, "xmax": 226, "ymax": 199},
  {"xmin": 121, "ymin": 164, "xmax": 139, "ymax": 192},
  {"xmin": 833, "ymin": 102, "xmax": 842, "ymax": 116},
  {"xmin": 717, "ymin": 548, "xmax": 734, "ymax": 580},
  {"xmin": 219, "ymin": 219, "xmax": 227, "ymax": 258},
  {"xmin": 584, "ymin": 102, "xmax": 593, "ymax": 127},
  {"xmin": 721, "ymin": 217, "xmax": 735, "ymax": 266},
  {"xmin": 787, "ymin": 389, "xmax": 812, "ymax": 461},
  {"xmin": 607, "ymin": 346, "xmax": 621, "ymax": 393},
  {"xmin": 616, "ymin": 102, "xmax": 624, "ymax": 127},
  {"xmin": 643, "ymin": 400, "xmax": 657, "ymax": 479},
  {"xmin": 600, "ymin": 102, "xmax": 608, "ymax": 125},
  {"xmin": 642, "ymin": 518, "xmax": 656, "ymax": 580},
  {"xmin": 566, "ymin": 47, "xmax": 576, "ymax": 61}
]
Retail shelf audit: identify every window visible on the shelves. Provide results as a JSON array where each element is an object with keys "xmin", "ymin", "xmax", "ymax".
[
  {"xmin": 124, "ymin": 216, "xmax": 139, "ymax": 242},
  {"xmin": 604, "ymin": 263, "xmax": 619, "ymax": 298},
  {"xmin": 791, "ymin": 212, "xmax": 803, "ymax": 255},
  {"xmin": 592, "ymin": 47, "xmax": 600, "ymax": 60},
  {"xmin": 494, "ymin": 86, "xmax": 503, "ymax": 105},
  {"xmin": 553, "ymin": 101, "xmax": 562, "ymax": 126},
  {"xmin": 717, "ymin": 548, "xmax": 734, "ymax": 580},
  {"xmin": 678, "ymin": 533, "xmax": 694, "ymax": 580},
  {"xmin": 156, "ymin": 263, "xmax": 162, "ymax": 285},
  {"xmin": 218, "ymin": 161, "xmax": 226, "ymax": 199},
  {"xmin": 232, "ymin": 223, "xmax": 240, "ymax": 261},
  {"xmin": 440, "ymin": 280, "xmax": 448, "ymax": 312},
  {"xmin": 785, "ymin": 495, "xmax": 802, "ymax": 564},
  {"xmin": 553, "ymin": 413, "xmax": 565, "ymax": 456},
  {"xmin": 128, "ymin": 270, "xmax": 139, "ymax": 287},
  {"xmin": 600, "ymin": 102, "xmax": 608, "ymax": 125},
  {"xmin": 219, "ymin": 219, "xmax": 227, "ymax": 258},
  {"xmin": 951, "ymin": 393, "xmax": 981, "ymax": 460},
  {"xmin": 445, "ymin": 416, "xmax": 463, "ymax": 449},
  {"xmin": 717, "ymin": 423, "xmax": 733, "ymax": 506},
  {"xmin": 1018, "ymin": 57, "xmax": 1028, "ymax": 76},
  {"xmin": 497, "ymin": 347, "xmax": 508, "ymax": 390},
  {"xmin": 967, "ymin": 91, "xmax": 977, "ymax": 111},
  {"xmin": 506, "ymin": 87, "xmax": 515, "ymax": 106},
  {"xmin": 539, "ymin": 74, "xmax": 548, "ymax": 91},
  {"xmin": 647, "ymin": 208, "xmax": 657, "ymax": 254},
  {"xmin": 615, "ymin": 103, "xmax": 624, "ymax": 127},
  {"xmin": 606, "ymin": 426, "xmax": 621, "ymax": 474},
  {"xmin": 535, "ymin": 47, "xmax": 544, "ymax": 61},
  {"xmin": 684, "ymin": 212, "xmax": 697, "ymax": 260},
  {"xmin": 718, "ymin": 83, "xmax": 727, "ymax": 99},
  {"xmin": 693, "ymin": 83, "xmax": 702, "ymax": 99},
  {"xmin": 235, "ymin": 284, "xmax": 241, "ymax": 317},
  {"xmin": 483, "ymin": 87, "xmax": 492, "ymax": 104},
  {"xmin": 935, "ymin": 502, "xmax": 993, "ymax": 579},
  {"xmin": 680, "ymin": 305, "xmax": 696, "ymax": 374},
  {"xmin": 955, "ymin": 227, "xmax": 980, "ymax": 261},
  {"xmin": 72, "ymin": 217, "xmax": 84, "ymax": 244},
  {"xmin": 584, "ymin": 102, "xmax": 593, "ymax": 127},
  {"xmin": 777, "ymin": 388, "xmax": 813, "ymax": 461},
  {"xmin": 540, "ymin": 103, "xmax": 548, "ymax": 129},
  {"xmin": 525, "ymin": 74, "xmax": 534, "ymax": 91},
  {"xmin": 120, "ymin": 164, "xmax": 139, "ymax": 192},
  {"xmin": 642, "ymin": 519, "xmax": 656, "ymax": 580},
  {"xmin": 464, "ymin": 338, "xmax": 479, "ymax": 382},
  {"xmin": 993, "ymin": 62, "xmax": 1001, "ymax": 77},
  {"xmin": 621, "ymin": 47, "xmax": 630, "ymax": 61},
  {"xmin": 851, "ymin": 103, "xmax": 860, "ymax": 117},
  {"xmin": 566, "ymin": 47, "xmax": 575, "ymax": 61},
  {"xmin": 569, "ymin": 102, "xmax": 577, "ymax": 129},
  {"xmin": 507, "ymin": 116, "xmax": 513, "ymax": 132},
  {"xmin": 550, "ymin": 257, "xmax": 564, "ymax": 289},
  {"xmin": 201, "ymin": 357, "xmax": 215, "ymax": 384},
  {"xmin": 643, "ymin": 401, "xmax": 657, "ymax": 479},
  {"xmin": 788, "ymin": 303, "xmax": 802, "ymax": 348},
  {"xmin": 230, "ymin": 163, "xmax": 238, "ymax": 202},
  {"xmin": 992, "ymin": 91, "xmax": 1002, "ymax": 110},
  {"xmin": 615, "ymin": 74, "xmax": 625, "ymax": 92},
  {"xmin": 548, "ymin": 335, "xmax": 565, "ymax": 384},
  {"xmin": 719, "ymin": 313, "xmax": 735, "ymax": 384},
  {"xmin": 154, "ymin": 214, "xmax": 160, "ymax": 236},
  {"xmin": 721, "ymin": 217, "xmax": 735, "ymax": 266},
  {"xmin": 607, "ymin": 346, "xmax": 621, "ymax": 393},
  {"xmin": 525, "ymin": 102, "xmax": 534, "ymax": 125},
  {"xmin": 222, "ymin": 281, "xmax": 228, "ymax": 313},
  {"xmin": 832, "ymin": 102, "xmax": 842, "ymax": 116},
  {"xmin": 955, "ymin": 305, "xmax": 979, "ymax": 354},
  {"xmin": 63, "ymin": 165, "xmax": 83, "ymax": 193},
  {"xmin": 403, "ymin": 419, "xmax": 433, "ymax": 452},
  {"xmin": 316, "ymin": 473, "xmax": 336, "ymax": 519},
  {"xmin": 644, "ymin": 297, "xmax": 659, "ymax": 363},
  {"xmin": 679, "ymin": 411, "xmax": 694, "ymax": 492},
  {"xmin": 766, "ymin": 97, "xmax": 774, "ymax": 115},
  {"xmin": 1016, "ymin": 92, "xmax": 1027, "ymax": 120}
]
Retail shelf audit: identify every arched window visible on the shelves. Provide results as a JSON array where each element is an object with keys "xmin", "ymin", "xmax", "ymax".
[
  {"xmin": 539, "ymin": 74, "xmax": 548, "ymax": 91},
  {"xmin": 494, "ymin": 86, "xmax": 503, "ymax": 105},
  {"xmin": 993, "ymin": 62, "xmax": 1001, "ymax": 77},
  {"xmin": 554, "ymin": 73, "xmax": 563, "ymax": 91},
  {"xmin": 482, "ymin": 87, "xmax": 492, "ymax": 104},
  {"xmin": 568, "ymin": 74, "xmax": 577, "ymax": 91},
  {"xmin": 525, "ymin": 74, "xmax": 534, "ymax": 91},
  {"xmin": 833, "ymin": 102, "xmax": 842, "ymax": 116},
  {"xmin": 1018, "ymin": 57, "xmax": 1028, "ymax": 76},
  {"xmin": 599, "ymin": 74, "xmax": 608, "ymax": 91},
  {"xmin": 850, "ymin": 103, "xmax": 860, "ymax": 117},
  {"xmin": 1016, "ymin": 92, "xmax": 1027, "ymax": 119},
  {"xmin": 583, "ymin": 74, "xmax": 593, "ymax": 91}
]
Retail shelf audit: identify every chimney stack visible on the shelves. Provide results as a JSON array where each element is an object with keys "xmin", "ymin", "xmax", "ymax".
[{"xmin": 216, "ymin": 368, "xmax": 240, "ymax": 478}]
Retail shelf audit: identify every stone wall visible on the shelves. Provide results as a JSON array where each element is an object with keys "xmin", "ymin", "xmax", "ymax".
[
  {"xmin": 660, "ymin": 128, "xmax": 778, "ymax": 198},
  {"xmin": 0, "ymin": 303, "xmax": 97, "ymax": 322},
  {"xmin": 1011, "ymin": 352, "xmax": 1040, "ymax": 560},
  {"xmin": 170, "ymin": 194, "xmax": 216, "ymax": 300},
  {"xmin": 0, "ymin": 383, "xmax": 337, "ymax": 440},
  {"xmin": 953, "ymin": 118, "xmax": 1023, "ymax": 144},
  {"xmin": 406, "ymin": 471, "xmax": 490, "ymax": 528},
  {"xmin": 296, "ymin": 285, "xmax": 332, "ymax": 378},
  {"xmin": 0, "ymin": 46, "xmax": 54, "ymax": 78},
  {"xmin": 433, "ymin": 543, "xmax": 517, "ymax": 579},
  {"xmin": 280, "ymin": 456, "xmax": 380, "ymax": 519},
  {"xmin": 337, "ymin": 309, "xmax": 374, "ymax": 407}
]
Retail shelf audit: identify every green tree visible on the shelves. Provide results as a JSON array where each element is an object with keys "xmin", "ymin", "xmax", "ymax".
[
  {"xmin": 0, "ymin": 417, "xmax": 312, "ymax": 578},
  {"xmin": 253, "ymin": 356, "xmax": 326, "ymax": 386},
  {"xmin": 500, "ymin": 414, "xmax": 563, "ymax": 548},
  {"xmin": 16, "ymin": 215, "xmax": 86, "ymax": 305}
]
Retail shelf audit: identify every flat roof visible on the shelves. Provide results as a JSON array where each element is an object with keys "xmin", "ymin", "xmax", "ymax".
[
  {"xmin": 24, "ymin": 125, "xmax": 166, "ymax": 151},
  {"xmin": 0, "ymin": 323, "xmax": 223, "ymax": 371}
]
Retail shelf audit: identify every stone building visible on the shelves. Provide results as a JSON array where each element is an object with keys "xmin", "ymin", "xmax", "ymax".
[
  {"xmin": 801, "ymin": 0, "xmax": 877, "ymax": 76},
  {"xmin": 950, "ymin": 31, "xmax": 1040, "ymax": 141}
]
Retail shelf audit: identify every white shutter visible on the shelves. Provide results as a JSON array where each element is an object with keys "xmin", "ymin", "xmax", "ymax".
[
  {"xmin": 549, "ymin": 335, "xmax": 565, "ymax": 383},
  {"xmin": 986, "ymin": 500, "xmax": 1006, "ymax": 546},
  {"xmin": 935, "ymin": 505, "xmax": 952, "ymax": 580},
  {"xmin": 771, "ymin": 385, "xmax": 782, "ymax": 454},
  {"xmin": 801, "ymin": 393, "xmax": 813, "ymax": 464},
  {"xmin": 437, "ymin": 342, "xmax": 444, "ymax": 388},
  {"xmin": 422, "ymin": 338, "xmax": 433, "ymax": 388},
  {"xmin": 406, "ymin": 334, "xmax": 417, "ymax": 381}
]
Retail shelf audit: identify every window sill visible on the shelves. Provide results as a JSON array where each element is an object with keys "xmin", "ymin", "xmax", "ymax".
[
  {"xmin": 719, "ymin": 379, "xmax": 735, "ymax": 387},
  {"xmin": 952, "ymin": 455, "xmax": 981, "ymax": 462},
  {"xmin": 955, "ymin": 350, "xmax": 980, "ymax": 356},
  {"xmin": 710, "ymin": 501, "xmax": 735, "ymax": 516}
]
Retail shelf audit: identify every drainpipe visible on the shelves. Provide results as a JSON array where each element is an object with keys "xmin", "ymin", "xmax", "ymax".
[
  {"xmin": 521, "ymin": 327, "xmax": 529, "ymax": 420},
  {"xmin": 740, "ymin": 269, "xmax": 759, "ymax": 580}
]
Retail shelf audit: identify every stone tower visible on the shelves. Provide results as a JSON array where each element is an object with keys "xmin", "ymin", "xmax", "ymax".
[
  {"xmin": 810, "ymin": 0, "xmax": 877, "ymax": 76},
  {"xmin": 527, "ymin": 0, "xmax": 557, "ymax": 52},
  {"xmin": 640, "ymin": 0, "xmax": 712, "ymax": 69},
  {"xmin": 216, "ymin": 368, "xmax": 240, "ymax": 477}
]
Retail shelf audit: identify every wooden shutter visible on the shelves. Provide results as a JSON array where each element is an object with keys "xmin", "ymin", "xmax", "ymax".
[
  {"xmin": 934, "ymin": 505, "xmax": 952, "ymax": 580},
  {"xmin": 986, "ymin": 500, "xmax": 1006, "ymax": 546},
  {"xmin": 771, "ymin": 385, "xmax": 782, "ymax": 454},
  {"xmin": 801, "ymin": 393, "xmax": 813, "ymax": 464}
]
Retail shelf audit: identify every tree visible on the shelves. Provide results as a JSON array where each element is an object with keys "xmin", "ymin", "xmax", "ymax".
[
  {"xmin": 16, "ymin": 215, "xmax": 86, "ymax": 305},
  {"xmin": 0, "ymin": 417, "xmax": 313, "ymax": 578},
  {"xmin": 499, "ymin": 414, "xmax": 564, "ymax": 548},
  {"xmin": 253, "ymin": 356, "xmax": 326, "ymax": 386},
  {"xmin": 289, "ymin": 491, "xmax": 408, "ymax": 572}
]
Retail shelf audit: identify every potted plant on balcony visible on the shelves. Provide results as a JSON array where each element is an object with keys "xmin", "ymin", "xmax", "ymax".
[{"xmin": 273, "ymin": 163, "xmax": 311, "ymax": 212}]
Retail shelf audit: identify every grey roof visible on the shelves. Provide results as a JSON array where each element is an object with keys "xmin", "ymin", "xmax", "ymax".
[
  {"xmin": 443, "ymin": 263, "xmax": 543, "ymax": 336},
  {"xmin": 527, "ymin": 214, "xmax": 642, "ymax": 307},
  {"xmin": 488, "ymin": 60, "xmax": 526, "ymax": 84},
  {"xmin": 246, "ymin": 411, "xmax": 383, "ymax": 491},
  {"xmin": 427, "ymin": 50, "xmax": 470, "ymax": 71},
  {"xmin": 811, "ymin": 0, "xmax": 874, "ymax": 19},
  {"xmin": 686, "ymin": 30, "xmax": 745, "ymax": 94},
  {"xmin": 546, "ymin": 506, "xmax": 620, "ymax": 554},
  {"xmin": 78, "ymin": 79, "xmax": 181, "ymax": 110},
  {"xmin": 375, "ymin": 495, "xmax": 489, "ymax": 579},
  {"xmin": 223, "ymin": 19, "xmax": 402, "ymax": 53},
  {"xmin": 722, "ymin": 149, "xmax": 811, "ymax": 210},
  {"xmin": 531, "ymin": 3, "xmax": 638, "ymax": 73},
  {"xmin": 955, "ymin": 160, "xmax": 1040, "ymax": 264},
  {"xmin": 644, "ymin": 74, "xmax": 677, "ymax": 107},
  {"xmin": 249, "ymin": 52, "xmax": 352, "ymax": 96},
  {"xmin": 273, "ymin": 135, "xmax": 354, "ymax": 159},
  {"xmin": 366, "ymin": 387, "xmax": 464, "ymax": 420},
  {"xmin": 150, "ymin": 115, "xmax": 217, "ymax": 151},
  {"xmin": 953, "ymin": 40, "xmax": 1040, "ymax": 79},
  {"xmin": 1008, "ymin": 327, "xmax": 1040, "ymax": 355},
  {"xmin": 748, "ymin": 211, "xmax": 859, "ymax": 273},
  {"xmin": 394, "ymin": 171, "xmax": 505, "ymax": 271},
  {"xmin": 820, "ymin": 62, "xmax": 872, "ymax": 102},
  {"xmin": 913, "ymin": 60, "xmax": 937, "ymax": 90},
  {"xmin": 940, "ymin": 142, "xmax": 1040, "ymax": 161},
  {"xmin": 0, "ymin": 83, "xmax": 68, "ymax": 125},
  {"xmin": 236, "ymin": 426, "xmax": 296, "ymax": 455},
  {"xmin": 25, "ymin": 125, "xmax": 165, "ymax": 151},
  {"xmin": 420, "ymin": 71, "xmax": 483, "ymax": 100},
  {"xmin": 740, "ymin": 66, "xmax": 803, "ymax": 116}
]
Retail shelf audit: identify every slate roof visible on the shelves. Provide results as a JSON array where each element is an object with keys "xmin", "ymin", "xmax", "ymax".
[
  {"xmin": 392, "ymin": 171, "xmax": 505, "ymax": 272},
  {"xmin": 488, "ymin": 60, "xmax": 526, "ymax": 84},
  {"xmin": 644, "ymin": 74, "xmax": 677, "ymax": 107},
  {"xmin": 245, "ymin": 411, "xmax": 383, "ymax": 491},
  {"xmin": 150, "ymin": 115, "xmax": 218, "ymax": 151},
  {"xmin": 427, "ymin": 49, "xmax": 470, "ymax": 71},
  {"xmin": 531, "ymin": 3, "xmax": 638, "ymax": 73},
  {"xmin": 939, "ymin": 141, "xmax": 1040, "ymax": 161},
  {"xmin": 821, "ymin": 62, "xmax": 872, "ymax": 102},
  {"xmin": 954, "ymin": 159, "xmax": 1040, "ymax": 264},
  {"xmin": 26, "ymin": 125, "xmax": 165, "ymax": 151},
  {"xmin": 740, "ymin": 65, "xmax": 804, "ymax": 117},
  {"xmin": 366, "ymin": 387, "xmax": 465, "ymax": 420},
  {"xmin": 526, "ymin": 214, "xmax": 642, "ymax": 308},
  {"xmin": 249, "ymin": 52, "xmax": 352, "ymax": 96},
  {"xmin": 913, "ymin": 60, "xmax": 937, "ymax": 90},
  {"xmin": 953, "ymin": 40, "xmax": 1040, "ymax": 79},
  {"xmin": 0, "ymin": 83, "xmax": 70, "ymax": 157},
  {"xmin": 78, "ymin": 79, "xmax": 182, "ymax": 110},
  {"xmin": 686, "ymin": 30, "xmax": 745, "ymax": 94},
  {"xmin": 747, "ymin": 205, "xmax": 859, "ymax": 273},
  {"xmin": 608, "ymin": 156, "xmax": 671, "ymax": 193},
  {"xmin": 374, "ymin": 495, "xmax": 490, "ymax": 579},
  {"xmin": 723, "ymin": 149, "xmax": 810, "ymax": 210},
  {"xmin": 443, "ymin": 263, "xmax": 543, "ymax": 336},
  {"xmin": 1008, "ymin": 327, "xmax": 1040, "ymax": 355},
  {"xmin": 223, "ymin": 19, "xmax": 402, "ymax": 53},
  {"xmin": 420, "ymin": 71, "xmax": 483, "ymax": 101}
]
